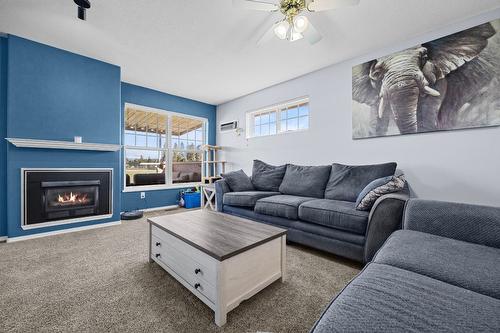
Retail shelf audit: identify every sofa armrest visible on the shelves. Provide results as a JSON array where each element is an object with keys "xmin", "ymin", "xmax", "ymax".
[
  {"xmin": 363, "ymin": 186, "xmax": 410, "ymax": 263},
  {"xmin": 403, "ymin": 199, "xmax": 500, "ymax": 249},
  {"xmin": 214, "ymin": 179, "xmax": 231, "ymax": 212}
]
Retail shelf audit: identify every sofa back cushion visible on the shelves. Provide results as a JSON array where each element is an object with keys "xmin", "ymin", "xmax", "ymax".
[
  {"xmin": 325, "ymin": 162, "xmax": 397, "ymax": 202},
  {"xmin": 251, "ymin": 160, "xmax": 287, "ymax": 192},
  {"xmin": 221, "ymin": 169, "xmax": 254, "ymax": 192},
  {"xmin": 279, "ymin": 164, "xmax": 332, "ymax": 198}
]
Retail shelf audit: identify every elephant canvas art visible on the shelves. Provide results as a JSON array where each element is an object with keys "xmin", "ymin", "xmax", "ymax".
[{"xmin": 352, "ymin": 19, "xmax": 500, "ymax": 139}]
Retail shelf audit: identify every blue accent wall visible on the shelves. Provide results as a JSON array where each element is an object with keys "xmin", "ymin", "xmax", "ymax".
[
  {"xmin": 121, "ymin": 83, "xmax": 216, "ymax": 211},
  {"xmin": 0, "ymin": 36, "xmax": 7, "ymax": 237},
  {"xmin": 0, "ymin": 34, "xmax": 217, "ymax": 238},
  {"xmin": 5, "ymin": 35, "xmax": 121, "ymax": 238}
]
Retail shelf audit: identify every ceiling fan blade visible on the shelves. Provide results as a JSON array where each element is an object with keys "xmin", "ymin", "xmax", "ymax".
[
  {"xmin": 302, "ymin": 21, "xmax": 322, "ymax": 45},
  {"xmin": 256, "ymin": 21, "xmax": 281, "ymax": 46},
  {"xmin": 233, "ymin": 0, "xmax": 279, "ymax": 12},
  {"xmin": 307, "ymin": 0, "xmax": 360, "ymax": 12}
]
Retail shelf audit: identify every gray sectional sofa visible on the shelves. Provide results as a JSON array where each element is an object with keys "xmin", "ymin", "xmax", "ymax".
[
  {"xmin": 215, "ymin": 161, "xmax": 410, "ymax": 263},
  {"xmin": 311, "ymin": 199, "xmax": 500, "ymax": 332}
]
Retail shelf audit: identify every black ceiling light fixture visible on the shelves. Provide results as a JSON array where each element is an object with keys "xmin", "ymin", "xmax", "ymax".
[{"xmin": 74, "ymin": 0, "xmax": 91, "ymax": 20}]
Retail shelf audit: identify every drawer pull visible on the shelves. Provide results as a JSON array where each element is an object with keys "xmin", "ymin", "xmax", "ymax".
[
  {"xmin": 155, "ymin": 242, "xmax": 161, "ymax": 246},
  {"xmin": 155, "ymin": 253, "xmax": 161, "ymax": 258},
  {"xmin": 194, "ymin": 268, "xmax": 201, "ymax": 274},
  {"xmin": 194, "ymin": 283, "xmax": 201, "ymax": 290}
]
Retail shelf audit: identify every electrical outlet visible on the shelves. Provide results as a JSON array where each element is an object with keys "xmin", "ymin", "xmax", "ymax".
[{"xmin": 140, "ymin": 192, "xmax": 146, "ymax": 199}]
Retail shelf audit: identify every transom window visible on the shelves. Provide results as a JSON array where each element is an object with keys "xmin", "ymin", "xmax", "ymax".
[
  {"xmin": 124, "ymin": 104, "xmax": 207, "ymax": 190},
  {"xmin": 246, "ymin": 97, "xmax": 309, "ymax": 138}
]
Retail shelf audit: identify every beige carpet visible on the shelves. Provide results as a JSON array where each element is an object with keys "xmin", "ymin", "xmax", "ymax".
[{"xmin": 0, "ymin": 209, "xmax": 360, "ymax": 333}]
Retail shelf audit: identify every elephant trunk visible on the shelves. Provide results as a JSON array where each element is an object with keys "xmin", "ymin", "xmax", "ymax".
[{"xmin": 385, "ymin": 80, "xmax": 420, "ymax": 134}]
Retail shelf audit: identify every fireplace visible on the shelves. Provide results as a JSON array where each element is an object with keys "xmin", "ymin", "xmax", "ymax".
[{"xmin": 23, "ymin": 169, "xmax": 112, "ymax": 227}]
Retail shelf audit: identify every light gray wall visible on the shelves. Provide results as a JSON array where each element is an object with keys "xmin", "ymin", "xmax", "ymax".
[{"xmin": 217, "ymin": 9, "xmax": 500, "ymax": 207}]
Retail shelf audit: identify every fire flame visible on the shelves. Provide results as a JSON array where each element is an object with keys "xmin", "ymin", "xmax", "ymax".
[{"xmin": 57, "ymin": 192, "xmax": 89, "ymax": 205}]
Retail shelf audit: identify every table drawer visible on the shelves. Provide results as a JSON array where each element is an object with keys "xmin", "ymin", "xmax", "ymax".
[
  {"xmin": 151, "ymin": 226, "xmax": 217, "ymax": 281},
  {"xmin": 151, "ymin": 227, "xmax": 218, "ymax": 303},
  {"xmin": 152, "ymin": 236, "xmax": 216, "ymax": 302}
]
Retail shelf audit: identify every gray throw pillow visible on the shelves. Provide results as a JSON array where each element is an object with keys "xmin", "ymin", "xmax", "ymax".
[
  {"xmin": 251, "ymin": 160, "xmax": 287, "ymax": 192},
  {"xmin": 324, "ymin": 162, "xmax": 397, "ymax": 202},
  {"xmin": 221, "ymin": 170, "xmax": 254, "ymax": 192},
  {"xmin": 279, "ymin": 164, "xmax": 332, "ymax": 198},
  {"xmin": 356, "ymin": 174, "xmax": 406, "ymax": 211}
]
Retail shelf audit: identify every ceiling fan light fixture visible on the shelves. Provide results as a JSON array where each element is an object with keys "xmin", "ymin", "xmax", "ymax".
[
  {"xmin": 236, "ymin": 0, "xmax": 362, "ymax": 46},
  {"xmin": 274, "ymin": 20, "xmax": 290, "ymax": 40},
  {"xmin": 290, "ymin": 28, "xmax": 304, "ymax": 42},
  {"xmin": 293, "ymin": 15, "xmax": 308, "ymax": 33}
]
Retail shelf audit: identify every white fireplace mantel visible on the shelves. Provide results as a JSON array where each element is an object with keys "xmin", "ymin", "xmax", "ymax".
[{"xmin": 6, "ymin": 138, "xmax": 122, "ymax": 152}]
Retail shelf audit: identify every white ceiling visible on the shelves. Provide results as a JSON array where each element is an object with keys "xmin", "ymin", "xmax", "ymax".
[{"xmin": 1, "ymin": 0, "xmax": 499, "ymax": 105}]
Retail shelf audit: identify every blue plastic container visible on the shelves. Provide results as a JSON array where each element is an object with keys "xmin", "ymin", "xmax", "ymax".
[{"xmin": 184, "ymin": 192, "xmax": 201, "ymax": 209}]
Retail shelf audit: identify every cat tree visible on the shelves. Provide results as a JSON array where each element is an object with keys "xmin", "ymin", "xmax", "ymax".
[{"xmin": 201, "ymin": 145, "xmax": 226, "ymax": 184}]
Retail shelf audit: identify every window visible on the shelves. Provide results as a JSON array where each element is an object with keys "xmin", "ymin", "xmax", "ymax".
[
  {"xmin": 246, "ymin": 97, "xmax": 309, "ymax": 138},
  {"xmin": 124, "ymin": 105, "xmax": 207, "ymax": 189},
  {"xmin": 171, "ymin": 115, "xmax": 204, "ymax": 185}
]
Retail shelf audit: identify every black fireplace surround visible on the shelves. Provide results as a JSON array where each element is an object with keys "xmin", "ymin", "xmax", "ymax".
[{"xmin": 24, "ymin": 170, "xmax": 112, "ymax": 226}]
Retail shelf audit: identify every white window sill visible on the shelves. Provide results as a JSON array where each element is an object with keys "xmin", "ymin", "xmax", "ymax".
[
  {"xmin": 123, "ymin": 183, "xmax": 201, "ymax": 193},
  {"xmin": 246, "ymin": 128, "xmax": 309, "ymax": 140}
]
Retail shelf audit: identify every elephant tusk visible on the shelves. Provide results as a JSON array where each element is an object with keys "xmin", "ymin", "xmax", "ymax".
[
  {"xmin": 378, "ymin": 96, "xmax": 385, "ymax": 119},
  {"xmin": 424, "ymin": 86, "xmax": 441, "ymax": 97}
]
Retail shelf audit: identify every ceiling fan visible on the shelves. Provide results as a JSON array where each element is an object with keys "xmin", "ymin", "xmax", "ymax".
[
  {"xmin": 74, "ymin": 0, "xmax": 91, "ymax": 20},
  {"xmin": 233, "ymin": 0, "xmax": 360, "ymax": 45}
]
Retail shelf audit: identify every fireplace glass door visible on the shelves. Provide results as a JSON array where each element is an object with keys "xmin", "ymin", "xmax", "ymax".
[
  {"xmin": 24, "ymin": 170, "xmax": 112, "ymax": 226},
  {"xmin": 42, "ymin": 181, "xmax": 100, "ymax": 220},
  {"xmin": 44, "ymin": 183, "xmax": 99, "ymax": 210}
]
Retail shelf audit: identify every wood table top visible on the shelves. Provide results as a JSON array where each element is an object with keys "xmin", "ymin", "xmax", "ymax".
[{"xmin": 148, "ymin": 210, "xmax": 287, "ymax": 261}]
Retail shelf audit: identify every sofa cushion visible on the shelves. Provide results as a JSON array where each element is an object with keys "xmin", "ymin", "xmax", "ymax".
[
  {"xmin": 279, "ymin": 164, "xmax": 332, "ymax": 198},
  {"xmin": 222, "ymin": 205, "xmax": 366, "ymax": 246},
  {"xmin": 311, "ymin": 263, "xmax": 500, "ymax": 333},
  {"xmin": 223, "ymin": 191, "xmax": 280, "ymax": 208},
  {"xmin": 251, "ymin": 160, "xmax": 287, "ymax": 192},
  {"xmin": 374, "ymin": 230, "xmax": 500, "ymax": 300},
  {"xmin": 324, "ymin": 162, "xmax": 397, "ymax": 202},
  {"xmin": 255, "ymin": 195, "xmax": 315, "ymax": 220},
  {"xmin": 298, "ymin": 199, "xmax": 369, "ymax": 235},
  {"xmin": 221, "ymin": 169, "xmax": 254, "ymax": 192}
]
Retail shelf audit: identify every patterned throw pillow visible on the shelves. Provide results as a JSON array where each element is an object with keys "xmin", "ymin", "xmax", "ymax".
[{"xmin": 355, "ymin": 174, "xmax": 406, "ymax": 211}]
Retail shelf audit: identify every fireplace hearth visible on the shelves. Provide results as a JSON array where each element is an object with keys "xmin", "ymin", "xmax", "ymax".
[{"xmin": 23, "ymin": 169, "xmax": 112, "ymax": 227}]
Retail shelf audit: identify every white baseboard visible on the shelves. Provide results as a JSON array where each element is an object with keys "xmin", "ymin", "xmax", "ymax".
[
  {"xmin": 143, "ymin": 205, "xmax": 179, "ymax": 212},
  {"xmin": 6, "ymin": 220, "xmax": 121, "ymax": 243},
  {"xmin": 121, "ymin": 205, "xmax": 179, "ymax": 214},
  {"xmin": 0, "ymin": 236, "xmax": 7, "ymax": 243}
]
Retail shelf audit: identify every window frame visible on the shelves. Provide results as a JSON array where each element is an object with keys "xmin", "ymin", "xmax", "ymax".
[
  {"xmin": 245, "ymin": 97, "xmax": 310, "ymax": 139},
  {"xmin": 123, "ymin": 103, "xmax": 208, "ymax": 192}
]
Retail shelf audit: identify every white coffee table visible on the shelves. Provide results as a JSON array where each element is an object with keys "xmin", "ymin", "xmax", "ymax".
[{"xmin": 148, "ymin": 210, "xmax": 287, "ymax": 326}]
